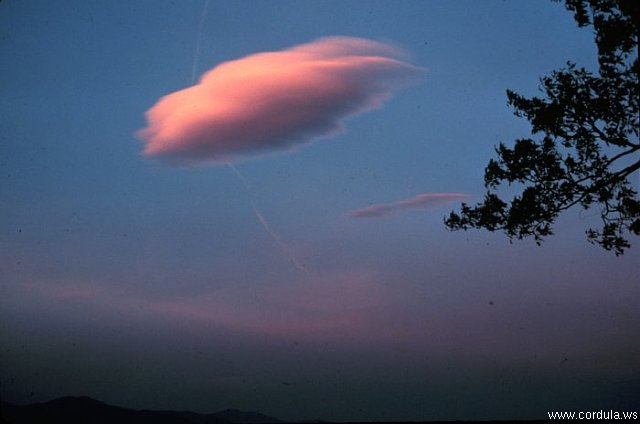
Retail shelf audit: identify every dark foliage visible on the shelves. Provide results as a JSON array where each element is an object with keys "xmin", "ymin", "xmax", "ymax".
[{"xmin": 446, "ymin": 0, "xmax": 640, "ymax": 255}]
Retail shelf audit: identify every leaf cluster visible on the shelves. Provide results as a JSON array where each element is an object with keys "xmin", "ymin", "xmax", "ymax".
[{"xmin": 446, "ymin": 0, "xmax": 639, "ymax": 255}]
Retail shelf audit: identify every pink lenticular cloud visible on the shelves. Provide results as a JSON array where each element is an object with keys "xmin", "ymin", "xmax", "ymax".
[
  {"xmin": 138, "ymin": 37, "xmax": 424, "ymax": 164},
  {"xmin": 347, "ymin": 192, "xmax": 470, "ymax": 218}
]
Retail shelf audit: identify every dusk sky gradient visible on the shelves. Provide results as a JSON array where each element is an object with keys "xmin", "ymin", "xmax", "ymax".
[{"xmin": 1, "ymin": 1, "xmax": 639, "ymax": 422}]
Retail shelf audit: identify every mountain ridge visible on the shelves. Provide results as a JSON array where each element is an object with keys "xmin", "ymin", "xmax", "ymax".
[
  {"xmin": 0, "ymin": 396, "xmax": 552, "ymax": 423},
  {"xmin": 1, "ymin": 396, "xmax": 282, "ymax": 424}
]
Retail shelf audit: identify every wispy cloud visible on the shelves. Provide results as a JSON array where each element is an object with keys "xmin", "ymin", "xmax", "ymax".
[
  {"xmin": 16, "ymin": 271, "xmax": 406, "ymax": 344},
  {"xmin": 347, "ymin": 192, "xmax": 469, "ymax": 218},
  {"xmin": 138, "ymin": 36, "xmax": 424, "ymax": 164}
]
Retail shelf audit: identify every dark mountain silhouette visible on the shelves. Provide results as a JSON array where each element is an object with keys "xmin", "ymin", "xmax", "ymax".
[
  {"xmin": 1, "ymin": 396, "xmax": 283, "ymax": 424},
  {"xmin": 0, "ymin": 396, "xmax": 553, "ymax": 423},
  {"xmin": 211, "ymin": 409, "xmax": 282, "ymax": 424}
]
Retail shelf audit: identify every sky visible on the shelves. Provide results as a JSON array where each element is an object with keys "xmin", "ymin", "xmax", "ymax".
[{"xmin": 1, "ymin": 0, "xmax": 639, "ymax": 422}]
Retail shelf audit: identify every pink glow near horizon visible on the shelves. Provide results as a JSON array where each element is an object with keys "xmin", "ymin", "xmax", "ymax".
[
  {"xmin": 138, "ymin": 36, "xmax": 424, "ymax": 164},
  {"xmin": 347, "ymin": 192, "xmax": 470, "ymax": 218},
  {"xmin": 18, "ymin": 272, "xmax": 632, "ymax": 365},
  {"xmin": 19, "ymin": 272, "xmax": 421, "ymax": 345}
]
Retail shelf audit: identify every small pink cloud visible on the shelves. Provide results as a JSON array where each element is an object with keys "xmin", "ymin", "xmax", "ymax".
[
  {"xmin": 138, "ymin": 36, "xmax": 424, "ymax": 164},
  {"xmin": 347, "ymin": 192, "xmax": 470, "ymax": 218}
]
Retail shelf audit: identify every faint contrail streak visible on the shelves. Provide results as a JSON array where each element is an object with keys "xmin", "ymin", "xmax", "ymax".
[
  {"xmin": 189, "ymin": 0, "xmax": 307, "ymax": 273},
  {"xmin": 190, "ymin": 0, "xmax": 210, "ymax": 84},
  {"xmin": 227, "ymin": 162, "xmax": 308, "ymax": 273}
]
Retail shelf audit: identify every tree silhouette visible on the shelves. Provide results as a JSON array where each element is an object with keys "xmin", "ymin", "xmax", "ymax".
[{"xmin": 446, "ymin": 0, "xmax": 639, "ymax": 255}]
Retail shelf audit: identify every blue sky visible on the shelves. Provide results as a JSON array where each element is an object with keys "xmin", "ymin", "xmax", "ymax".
[{"xmin": 1, "ymin": 0, "xmax": 639, "ymax": 421}]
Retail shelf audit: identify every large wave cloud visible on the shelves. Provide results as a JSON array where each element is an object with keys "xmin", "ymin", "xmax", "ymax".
[{"xmin": 138, "ymin": 37, "xmax": 424, "ymax": 164}]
